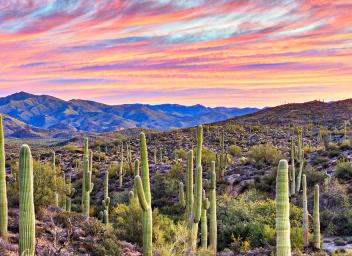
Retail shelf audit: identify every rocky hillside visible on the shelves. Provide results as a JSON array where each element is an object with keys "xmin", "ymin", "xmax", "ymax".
[{"xmin": 220, "ymin": 99, "xmax": 352, "ymax": 128}]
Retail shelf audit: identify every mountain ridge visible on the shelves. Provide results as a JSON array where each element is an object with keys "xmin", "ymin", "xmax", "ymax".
[{"xmin": 0, "ymin": 91, "xmax": 259, "ymax": 136}]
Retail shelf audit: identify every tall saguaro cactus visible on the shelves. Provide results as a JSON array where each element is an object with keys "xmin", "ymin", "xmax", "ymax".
[
  {"xmin": 201, "ymin": 189, "xmax": 210, "ymax": 248},
  {"xmin": 118, "ymin": 144, "xmax": 126, "ymax": 188},
  {"xmin": 302, "ymin": 174, "xmax": 309, "ymax": 247},
  {"xmin": 135, "ymin": 132, "xmax": 152, "ymax": 256},
  {"xmin": 52, "ymin": 151, "xmax": 59, "ymax": 208},
  {"xmin": 19, "ymin": 145, "xmax": 35, "ymax": 256},
  {"xmin": 102, "ymin": 170, "xmax": 110, "ymax": 224},
  {"xmin": 276, "ymin": 159, "xmax": 291, "ymax": 256},
  {"xmin": 0, "ymin": 115, "xmax": 8, "ymax": 240},
  {"xmin": 186, "ymin": 150, "xmax": 194, "ymax": 220},
  {"xmin": 295, "ymin": 128, "xmax": 305, "ymax": 192},
  {"xmin": 209, "ymin": 161, "xmax": 217, "ymax": 254},
  {"xmin": 313, "ymin": 184, "xmax": 320, "ymax": 250},
  {"xmin": 290, "ymin": 138, "xmax": 296, "ymax": 196},
  {"xmin": 66, "ymin": 175, "xmax": 75, "ymax": 212},
  {"xmin": 82, "ymin": 143, "xmax": 94, "ymax": 216},
  {"xmin": 133, "ymin": 159, "xmax": 140, "ymax": 197}
]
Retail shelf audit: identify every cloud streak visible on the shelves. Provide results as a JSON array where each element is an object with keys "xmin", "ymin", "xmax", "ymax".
[{"xmin": 0, "ymin": 0, "xmax": 351, "ymax": 107}]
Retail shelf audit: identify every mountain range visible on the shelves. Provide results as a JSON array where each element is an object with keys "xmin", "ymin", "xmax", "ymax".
[{"xmin": 0, "ymin": 92, "xmax": 259, "ymax": 138}]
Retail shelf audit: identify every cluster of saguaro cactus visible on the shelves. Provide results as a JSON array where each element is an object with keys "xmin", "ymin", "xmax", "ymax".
[
  {"xmin": 135, "ymin": 132, "xmax": 153, "ymax": 256},
  {"xmin": 0, "ymin": 115, "xmax": 8, "ymax": 240},
  {"xmin": 19, "ymin": 145, "xmax": 36, "ymax": 256},
  {"xmin": 216, "ymin": 131, "xmax": 227, "ymax": 181},
  {"xmin": 276, "ymin": 159, "xmax": 291, "ymax": 256},
  {"xmin": 82, "ymin": 139, "xmax": 94, "ymax": 216},
  {"xmin": 101, "ymin": 170, "xmax": 110, "ymax": 224},
  {"xmin": 186, "ymin": 125, "xmax": 203, "ymax": 252}
]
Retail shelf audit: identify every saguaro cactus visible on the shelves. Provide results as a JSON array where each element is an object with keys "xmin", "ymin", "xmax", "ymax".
[
  {"xmin": 209, "ymin": 161, "xmax": 217, "ymax": 254},
  {"xmin": 186, "ymin": 150, "xmax": 194, "ymax": 220},
  {"xmin": 133, "ymin": 159, "xmax": 140, "ymax": 197},
  {"xmin": 179, "ymin": 182, "xmax": 186, "ymax": 207},
  {"xmin": 19, "ymin": 145, "xmax": 35, "ymax": 256},
  {"xmin": 201, "ymin": 189, "xmax": 210, "ymax": 248},
  {"xmin": 118, "ymin": 144, "xmax": 126, "ymax": 188},
  {"xmin": 66, "ymin": 175, "xmax": 75, "ymax": 212},
  {"xmin": 82, "ymin": 148, "xmax": 94, "ymax": 216},
  {"xmin": 52, "ymin": 151, "xmax": 59, "ymax": 208},
  {"xmin": 135, "ymin": 132, "xmax": 152, "ymax": 256},
  {"xmin": 0, "ymin": 115, "xmax": 8, "ymax": 240},
  {"xmin": 102, "ymin": 170, "xmax": 110, "ymax": 224},
  {"xmin": 295, "ymin": 128, "xmax": 305, "ymax": 192},
  {"xmin": 276, "ymin": 159, "xmax": 291, "ymax": 256},
  {"xmin": 302, "ymin": 174, "xmax": 309, "ymax": 247},
  {"xmin": 313, "ymin": 184, "xmax": 320, "ymax": 250},
  {"xmin": 62, "ymin": 173, "xmax": 67, "ymax": 210},
  {"xmin": 188, "ymin": 125, "xmax": 203, "ymax": 251},
  {"xmin": 290, "ymin": 138, "xmax": 296, "ymax": 196}
]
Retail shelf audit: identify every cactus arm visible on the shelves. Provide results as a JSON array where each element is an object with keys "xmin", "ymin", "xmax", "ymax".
[
  {"xmin": 276, "ymin": 159, "xmax": 291, "ymax": 256},
  {"xmin": 135, "ymin": 175, "xmax": 149, "ymax": 211},
  {"xmin": 0, "ymin": 115, "xmax": 8, "ymax": 240}
]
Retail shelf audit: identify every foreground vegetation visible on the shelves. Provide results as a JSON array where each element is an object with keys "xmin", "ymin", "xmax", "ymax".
[{"xmin": 0, "ymin": 113, "xmax": 352, "ymax": 255}]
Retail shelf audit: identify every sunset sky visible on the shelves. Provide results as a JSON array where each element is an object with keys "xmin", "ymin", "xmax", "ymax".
[{"xmin": 0, "ymin": 0, "xmax": 351, "ymax": 107}]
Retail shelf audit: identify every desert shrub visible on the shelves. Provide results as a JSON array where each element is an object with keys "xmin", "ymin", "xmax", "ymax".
[
  {"xmin": 311, "ymin": 155, "xmax": 329, "ymax": 168},
  {"xmin": 111, "ymin": 199, "xmax": 189, "ymax": 256},
  {"xmin": 228, "ymin": 145, "xmax": 242, "ymax": 157},
  {"xmin": 305, "ymin": 166, "xmax": 328, "ymax": 187},
  {"xmin": 248, "ymin": 143, "xmax": 283, "ymax": 168},
  {"xmin": 108, "ymin": 162, "xmax": 130, "ymax": 179},
  {"xmin": 340, "ymin": 140, "xmax": 351, "ymax": 150},
  {"xmin": 201, "ymin": 148, "xmax": 216, "ymax": 166},
  {"xmin": 217, "ymin": 190, "xmax": 302, "ymax": 250},
  {"xmin": 321, "ymin": 210, "xmax": 352, "ymax": 236},
  {"xmin": 62, "ymin": 144, "xmax": 82, "ymax": 153},
  {"xmin": 335, "ymin": 158, "xmax": 352, "ymax": 181},
  {"xmin": 174, "ymin": 149, "xmax": 187, "ymax": 160},
  {"xmin": 255, "ymin": 167, "xmax": 276, "ymax": 192},
  {"xmin": 7, "ymin": 160, "xmax": 66, "ymax": 210},
  {"xmin": 151, "ymin": 163, "xmax": 185, "ymax": 217}
]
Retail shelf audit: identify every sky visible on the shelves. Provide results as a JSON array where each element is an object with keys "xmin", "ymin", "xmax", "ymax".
[{"xmin": 0, "ymin": 0, "xmax": 351, "ymax": 107}]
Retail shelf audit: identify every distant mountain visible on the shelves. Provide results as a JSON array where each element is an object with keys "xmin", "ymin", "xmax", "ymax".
[
  {"xmin": 219, "ymin": 99, "xmax": 352, "ymax": 128},
  {"xmin": 0, "ymin": 92, "xmax": 259, "ymax": 136}
]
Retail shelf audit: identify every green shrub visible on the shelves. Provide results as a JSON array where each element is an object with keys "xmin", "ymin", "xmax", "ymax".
[
  {"xmin": 7, "ymin": 160, "xmax": 66, "ymax": 210},
  {"xmin": 305, "ymin": 166, "xmax": 328, "ymax": 187},
  {"xmin": 174, "ymin": 149, "xmax": 187, "ymax": 160},
  {"xmin": 228, "ymin": 145, "xmax": 242, "ymax": 157},
  {"xmin": 335, "ymin": 158, "xmax": 352, "ymax": 181},
  {"xmin": 111, "ymin": 199, "xmax": 189, "ymax": 256},
  {"xmin": 248, "ymin": 144, "xmax": 283, "ymax": 168},
  {"xmin": 217, "ymin": 190, "xmax": 302, "ymax": 250}
]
